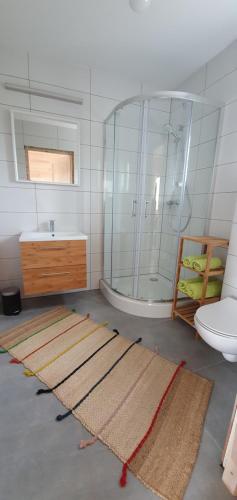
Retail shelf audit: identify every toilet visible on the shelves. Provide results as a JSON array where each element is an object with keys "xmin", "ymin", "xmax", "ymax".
[{"xmin": 194, "ymin": 297, "xmax": 237, "ymax": 362}]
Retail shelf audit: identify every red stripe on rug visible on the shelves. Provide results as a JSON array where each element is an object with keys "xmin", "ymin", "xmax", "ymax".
[
  {"xmin": 9, "ymin": 314, "xmax": 90, "ymax": 364},
  {"xmin": 119, "ymin": 359, "xmax": 186, "ymax": 487}
]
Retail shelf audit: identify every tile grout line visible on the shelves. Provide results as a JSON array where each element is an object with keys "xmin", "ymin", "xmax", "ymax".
[
  {"xmin": 192, "ymin": 359, "xmax": 226, "ymax": 373},
  {"xmin": 204, "ymin": 426, "xmax": 223, "ymax": 453}
]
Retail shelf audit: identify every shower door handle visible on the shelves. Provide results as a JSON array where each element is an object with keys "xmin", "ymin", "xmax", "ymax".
[
  {"xmin": 145, "ymin": 200, "xmax": 150, "ymax": 218},
  {"xmin": 132, "ymin": 199, "xmax": 137, "ymax": 217}
]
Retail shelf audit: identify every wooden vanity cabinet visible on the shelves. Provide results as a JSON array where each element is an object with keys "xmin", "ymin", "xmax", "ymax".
[{"xmin": 20, "ymin": 240, "xmax": 87, "ymax": 295}]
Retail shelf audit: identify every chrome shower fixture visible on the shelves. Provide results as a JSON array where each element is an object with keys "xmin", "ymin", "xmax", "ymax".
[{"xmin": 163, "ymin": 124, "xmax": 184, "ymax": 142}]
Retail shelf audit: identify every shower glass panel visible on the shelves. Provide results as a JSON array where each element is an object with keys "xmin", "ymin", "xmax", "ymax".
[
  {"xmin": 110, "ymin": 101, "xmax": 143, "ymax": 296},
  {"xmin": 137, "ymin": 98, "xmax": 193, "ymax": 300},
  {"xmin": 103, "ymin": 93, "xmax": 220, "ymax": 305},
  {"xmin": 157, "ymin": 99, "xmax": 193, "ymax": 294}
]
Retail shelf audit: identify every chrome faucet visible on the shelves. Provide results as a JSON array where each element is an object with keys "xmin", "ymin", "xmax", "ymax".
[{"xmin": 49, "ymin": 220, "xmax": 55, "ymax": 233}]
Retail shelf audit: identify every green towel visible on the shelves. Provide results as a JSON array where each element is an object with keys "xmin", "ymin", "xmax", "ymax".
[
  {"xmin": 185, "ymin": 279, "xmax": 222, "ymax": 300},
  {"xmin": 183, "ymin": 255, "xmax": 202, "ymax": 268},
  {"xmin": 183, "ymin": 254, "xmax": 222, "ymax": 272},
  {"xmin": 193, "ymin": 256, "xmax": 222, "ymax": 272},
  {"xmin": 177, "ymin": 277, "xmax": 203, "ymax": 293}
]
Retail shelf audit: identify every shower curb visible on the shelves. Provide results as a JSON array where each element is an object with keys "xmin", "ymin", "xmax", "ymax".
[{"xmin": 100, "ymin": 280, "xmax": 172, "ymax": 318}]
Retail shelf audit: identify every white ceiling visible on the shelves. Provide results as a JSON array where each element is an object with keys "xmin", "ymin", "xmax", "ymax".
[{"xmin": 0, "ymin": 0, "xmax": 237, "ymax": 88}]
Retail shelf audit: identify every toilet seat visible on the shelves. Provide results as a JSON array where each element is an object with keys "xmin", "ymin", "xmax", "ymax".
[{"xmin": 195, "ymin": 297, "xmax": 237, "ymax": 339}]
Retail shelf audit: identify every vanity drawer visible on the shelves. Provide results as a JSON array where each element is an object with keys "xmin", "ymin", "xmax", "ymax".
[
  {"xmin": 23, "ymin": 265, "xmax": 87, "ymax": 295},
  {"xmin": 21, "ymin": 240, "xmax": 86, "ymax": 269}
]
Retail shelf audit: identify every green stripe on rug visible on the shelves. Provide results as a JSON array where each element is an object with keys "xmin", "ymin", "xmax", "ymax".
[{"xmin": 2, "ymin": 310, "xmax": 74, "ymax": 352}]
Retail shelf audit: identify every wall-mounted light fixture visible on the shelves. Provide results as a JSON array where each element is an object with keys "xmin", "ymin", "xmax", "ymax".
[{"xmin": 4, "ymin": 83, "xmax": 83, "ymax": 105}]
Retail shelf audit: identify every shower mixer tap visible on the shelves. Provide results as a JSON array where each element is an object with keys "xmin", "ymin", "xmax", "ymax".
[
  {"xmin": 145, "ymin": 200, "xmax": 150, "ymax": 217},
  {"xmin": 166, "ymin": 199, "xmax": 180, "ymax": 207},
  {"xmin": 132, "ymin": 199, "xmax": 137, "ymax": 217},
  {"xmin": 49, "ymin": 220, "xmax": 55, "ymax": 233}
]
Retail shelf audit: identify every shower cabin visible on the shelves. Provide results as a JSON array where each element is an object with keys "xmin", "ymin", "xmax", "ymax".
[{"xmin": 100, "ymin": 92, "xmax": 220, "ymax": 317}]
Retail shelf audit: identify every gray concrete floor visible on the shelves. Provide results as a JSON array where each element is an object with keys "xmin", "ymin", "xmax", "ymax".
[{"xmin": 0, "ymin": 290, "xmax": 236, "ymax": 500}]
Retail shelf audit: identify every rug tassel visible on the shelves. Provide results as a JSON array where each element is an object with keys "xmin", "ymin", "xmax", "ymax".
[
  {"xmin": 119, "ymin": 463, "xmax": 128, "ymax": 487},
  {"xmin": 36, "ymin": 388, "xmax": 52, "ymax": 395},
  {"xmin": 79, "ymin": 436, "xmax": 97, "ymax": 449},
  {"xmin": 23, "ymin": 369, "xmax": 34, "ymax": 377},
  {"xmin": 9, "ymin": 358, "xmax": 21, "ymax": 364},
  {"xmin": 56, "ymin": 409, "xmax": 72, "ymax": 421}
]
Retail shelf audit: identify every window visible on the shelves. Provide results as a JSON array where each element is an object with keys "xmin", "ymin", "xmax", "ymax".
[{"xmin": 25, "ymin": 146, "xmax": 74, "ymax": 184}]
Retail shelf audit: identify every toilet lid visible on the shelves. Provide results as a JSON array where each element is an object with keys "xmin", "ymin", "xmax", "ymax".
[{"xmin": 195, "ymin": 297, "xmax": 237, "ymax": 338}]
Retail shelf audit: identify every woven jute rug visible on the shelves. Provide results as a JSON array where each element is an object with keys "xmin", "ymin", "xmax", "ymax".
[{"xmin": 0, "ymin": 307, "xmax": 213, "ymax": 500}]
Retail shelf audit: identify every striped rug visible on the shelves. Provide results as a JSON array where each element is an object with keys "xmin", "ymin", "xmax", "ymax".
[{"xmin": 0, "ymin": 307, "xmax": 213, "ymax": 500}]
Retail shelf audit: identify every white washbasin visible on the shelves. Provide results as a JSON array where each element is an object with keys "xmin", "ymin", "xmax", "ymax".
[{"xmin": 19, "ymin": 231, "xmax": 88, "ymax": 242}]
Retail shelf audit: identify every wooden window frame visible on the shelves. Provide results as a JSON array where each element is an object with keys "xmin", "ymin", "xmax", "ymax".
[{"xmin": 24, "ymin": 146, "xmax": 75, "ymax": 184}]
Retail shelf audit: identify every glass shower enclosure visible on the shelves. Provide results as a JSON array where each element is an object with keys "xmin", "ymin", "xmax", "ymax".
[{"xmin": 102, "ymin": 92, "xmax": 220, "ymax": 314}]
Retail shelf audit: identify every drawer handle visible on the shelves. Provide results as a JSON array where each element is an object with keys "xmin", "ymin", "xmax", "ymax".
[
  {"xmin": 40, "ymin": 272, "xmax": 71, "ymax": 277},
  {"xmin": 39, "ymin": 247, "xmax": 67, "ymax": 251}
]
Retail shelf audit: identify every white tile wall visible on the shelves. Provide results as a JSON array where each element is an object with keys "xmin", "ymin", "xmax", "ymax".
[
  {"xmin": 29, "ymin": 54, "xmax": 90, "ymax": 93},
  {"xmin": 91, "ymin": 68, "xmax": 140, "ymax": 100},
  {"xmin": 0, "ymin": 47, "xmax": 144, "ymax": 291},
  {"xmin": 1, "ymin": 40, "xmax": 237, "ymax": 293},
  {"xmin": 0, "ymin": 75, "xmax": 30, "ymax": 108},
  {"xmin": 179, "ymin": 39, "xmax": 237, "ymax": 241},
  {"xmin": 206, "ymin": 41, "xmax": 237, "ymax": 88},
  {"xmin": 222, "ymin": 200, "xmax": 237, "ymax": 299},
  {"xmin": 178, "ymin": 66, "xmax": 206, "ymax": 95},
  {"xmin": 0, "ymin": 48, "xmax": 28, "ymax": 78},
  {"xmin": 214, "ymin": 163, "xmax": 237, "ymax": 193}
]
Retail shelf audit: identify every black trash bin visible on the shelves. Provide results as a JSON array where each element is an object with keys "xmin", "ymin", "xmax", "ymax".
[{"xmin": 1, "ymin": 287, "xmax": 22, "ymax": 315}]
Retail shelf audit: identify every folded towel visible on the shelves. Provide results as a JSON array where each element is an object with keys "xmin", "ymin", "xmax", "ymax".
[
  {"xmin": 193, "ymin": 256, "xmax": 222, "ymax": 272},
  {"xmin": 183, "ymin": 254, "xmax": 222, "ymax": 272},
  {"xmin": 177, "ymin": 277, "xmax": 203, "ymax": 293},
  {"xmin": 185, "ymin": 279, "xmax": 222, "ymax": 300},
  {"xmin": 183, "ymin": 255, "xmax": 202, "ymax": 268}
]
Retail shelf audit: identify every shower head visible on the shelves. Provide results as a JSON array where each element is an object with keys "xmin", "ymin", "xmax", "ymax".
[{"xmin": 163, "ymin": 124, "xmax": 183, "ymax": 142}]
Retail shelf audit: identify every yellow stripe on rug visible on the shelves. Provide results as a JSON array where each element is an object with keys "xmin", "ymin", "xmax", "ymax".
[
  {"xmin": 24, "ymin": 321, "xmax": 108, "ymax": 377},
  {"xmin": 10, "ymin": 314, "xmax": 89, "ymax": 361}
]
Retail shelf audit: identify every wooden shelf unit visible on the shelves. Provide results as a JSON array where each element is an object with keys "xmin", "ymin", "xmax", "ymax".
[
  {"xmin": 172, "ymin": 235, "xmax": 229, "ymax": 331},
  {"xmin": 180, "ymin": 262, "xmax": 225, "ymax": 277}
]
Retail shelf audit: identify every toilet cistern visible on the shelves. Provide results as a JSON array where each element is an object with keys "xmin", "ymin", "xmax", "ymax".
[{"xmin": 49, "ymin": 220, "xmax": 55, "ymax": 233}]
